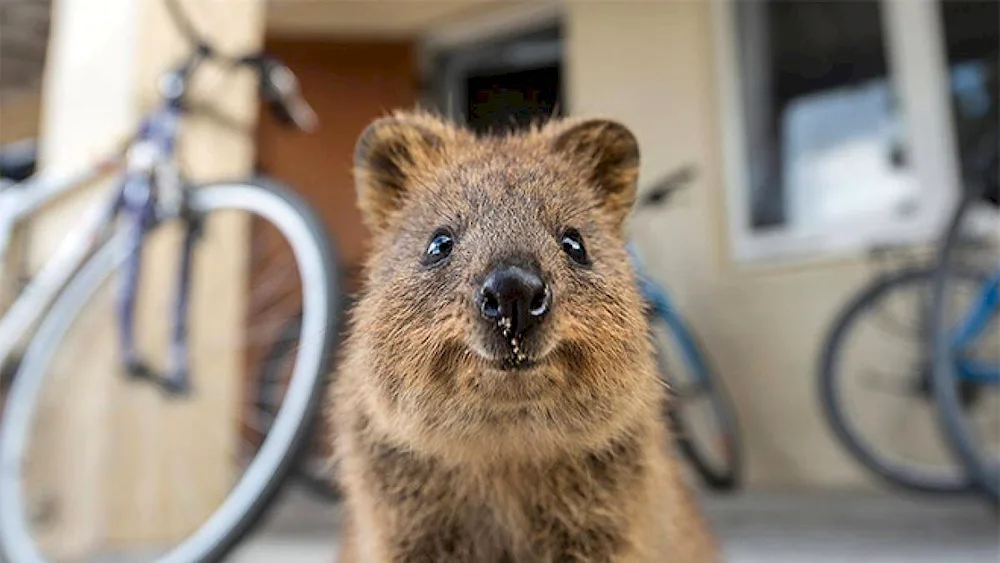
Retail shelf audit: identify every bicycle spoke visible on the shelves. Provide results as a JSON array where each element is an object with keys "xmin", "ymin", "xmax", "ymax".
[
  {"xmin": 241, "ymin": 413, "xmax": 269, "ymax": 437},
  {"xmin": 859, "ymin": 370, "xmax": 922, "ymax": 397}
]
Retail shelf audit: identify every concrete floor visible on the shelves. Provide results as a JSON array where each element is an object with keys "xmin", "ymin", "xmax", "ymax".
[{"xmin": 232, "ymin": 486, "xmax": 999, "ymax": 562}]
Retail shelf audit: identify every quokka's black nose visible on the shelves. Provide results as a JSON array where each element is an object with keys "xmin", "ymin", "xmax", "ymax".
[{"xmin": 477, "ymin": 265, "xmax": 550, "ymax": 336}]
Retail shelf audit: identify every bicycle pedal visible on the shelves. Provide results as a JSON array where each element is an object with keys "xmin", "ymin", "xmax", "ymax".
[
  {"xmin": 125, "ymin": 359, "xmax": 155, "ymax": 381},
  {"xmin": 124, "ymin": 361, "xmax": 189, "ymax": 397},
  {"xmin": 162, "ymin": 372, "xmax": 192, "ymax": 398}
]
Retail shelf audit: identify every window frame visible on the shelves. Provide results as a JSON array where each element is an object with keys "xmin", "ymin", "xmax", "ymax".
[{"xmin": 712, "ymin": 0, "xmax": 963, "ymax": 265}]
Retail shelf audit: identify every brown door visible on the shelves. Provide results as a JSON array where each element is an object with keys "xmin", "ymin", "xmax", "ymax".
[{"xmin": 255, "ymin": 38, "xmax": 418, "ymax": 297}]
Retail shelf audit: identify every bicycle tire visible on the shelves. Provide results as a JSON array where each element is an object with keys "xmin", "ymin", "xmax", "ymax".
[
  {"xmin": 819, "ymin": 267, "xmax": 975, "ymax": 494},
  {"xmin": 256, "ymin": 312, "xmax": 342, "ymax": 502},
  {"xmin": 648, "ymin": 307, "xmax": 743, "ymax": 491},
  {"xmin": 0, "ymin": 178, "xmax": 340, "ymax": 563},
  {"xmin": 931, "ymin": 189, "xmax": 1000, "ymax": 504}
]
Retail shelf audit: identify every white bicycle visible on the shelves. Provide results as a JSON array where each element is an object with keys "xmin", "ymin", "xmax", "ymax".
[{"xmin": 0, "ymin": 1, "xmax": 341, "ymax": 561}]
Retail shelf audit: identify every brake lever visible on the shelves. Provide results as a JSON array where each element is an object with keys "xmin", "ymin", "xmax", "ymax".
[
  {"xmin": 264, "ymin": 60, "xmax": 318, "ymax": 132},
  {"xmin": 638, "ymin": 165, "xmax": 697, "ymax": 209}
]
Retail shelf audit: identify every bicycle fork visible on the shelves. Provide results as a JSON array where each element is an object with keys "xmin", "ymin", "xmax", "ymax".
[{"xmin": 116, "ymin": 174, "xmax": 202, "ymax": 397}]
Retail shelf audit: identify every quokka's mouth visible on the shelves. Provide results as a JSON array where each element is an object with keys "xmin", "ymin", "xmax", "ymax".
[
  {"xmin": 494, "ymin": 356, "xmax": 539, "ymax": 372},
  {"xmin": 473, "ymin": 348, "xmax": 543, "ymax": 372},
  {"xmin": 470, "ymin": 319, "xmax": 554, "ymax": 373}
]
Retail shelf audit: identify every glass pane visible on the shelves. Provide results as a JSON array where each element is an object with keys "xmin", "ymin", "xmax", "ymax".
[
  {"xmin": 939, "ymin": 0, "xmax": 998, "ymax": 205},
  {"xmin": 734, "ymin": 0, "xmax": 918, "ymax": 233}
]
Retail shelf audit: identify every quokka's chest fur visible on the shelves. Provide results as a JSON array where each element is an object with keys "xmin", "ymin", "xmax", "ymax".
[{"xmin": 345, "ymin": 412, "xmax": 657, "ymax": 563}]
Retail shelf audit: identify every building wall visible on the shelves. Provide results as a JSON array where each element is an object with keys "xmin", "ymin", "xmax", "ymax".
[{"xmin": 565, "ymin": 1, "xmax": 895, "ymax": 490}]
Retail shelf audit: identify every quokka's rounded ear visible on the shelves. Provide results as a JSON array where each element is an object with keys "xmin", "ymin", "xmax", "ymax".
[
  {"xmin": 353, "ymin": 114, "xmax": 446, "ymax": 234},
  {"xmin": 551, "ymin": 119, "xmax": 640, "ymax": 227}
]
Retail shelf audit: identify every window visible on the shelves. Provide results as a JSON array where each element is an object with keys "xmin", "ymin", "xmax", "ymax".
[{"xmin": 716, "ymin": 0, "xmax": 970, "ymax": 263}]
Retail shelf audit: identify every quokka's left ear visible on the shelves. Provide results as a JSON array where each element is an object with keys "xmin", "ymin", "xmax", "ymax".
[{"xmin": 550, "ymin": 118, "xmax": 640, "ymax": 227}]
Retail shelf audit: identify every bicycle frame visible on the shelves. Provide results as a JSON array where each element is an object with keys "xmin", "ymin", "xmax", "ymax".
[
  {"xmin": 0, "ymin": 100, "xmax": 189, "ymax": 387},
  {"xmin": 952, "ymin": 267, "xmax": 1000, "ymax": 385},
  {"xmin": 627, "ymin": 242, "xmax": 708, "ymax": 387},
  {"xmin": 1, "ymin": 28, "xmax": 318, "ymax": 398}
]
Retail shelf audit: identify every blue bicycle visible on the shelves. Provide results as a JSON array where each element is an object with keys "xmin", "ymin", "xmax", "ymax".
[
  {"xmin": 630, "ymin": 167, "xmax": 743, "ymax": 491},
  {"xmin": 930, "ymin": 126, "xmax": 999, "ymax": 505},
  {"xmin": 820, "ymin": 127, "xmax": 998, "ymax": 502}
]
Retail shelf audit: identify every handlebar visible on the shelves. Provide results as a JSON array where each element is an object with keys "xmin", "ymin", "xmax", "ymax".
[
  {"xmin": 637, "ymin": 165, "xmax": 697, "ymax": 209},
  {"xmin": 240, "ymin": 54, "xmax": 319, "ymax": 132},
  {"xmin": 163, "ymin": 0, "xmax": 317, "ymax": 132}
]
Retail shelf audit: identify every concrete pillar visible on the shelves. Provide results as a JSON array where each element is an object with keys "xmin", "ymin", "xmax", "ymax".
[{"xmin": 28, "ymin": 0, "xmax": 263, "ymax": 555}]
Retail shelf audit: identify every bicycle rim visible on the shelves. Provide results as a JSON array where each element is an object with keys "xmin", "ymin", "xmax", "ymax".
[
  {"xmin": 255, "ymin": 313, "xmax": 342, "ymax": 502},
  {"xmin": 0, "ymin": 180, "xmax": 338, "ymax": 563}
]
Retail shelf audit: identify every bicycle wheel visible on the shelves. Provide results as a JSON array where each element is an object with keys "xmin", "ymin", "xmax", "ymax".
[
  {"xmin": 255, "ymin": 313, "xmax": 341, "ymax": 502},
  {"xmin": 647, "ymin": 298, "xmax": 743, "ymax": 491},
  {"xmin": 0, "ymin": 179, "xmax": 339, "ymax": 563},
  {"xmin": 820, "ymin": 267, "xmax": 987, "ymax": 493},
  {"xmin": 931, "ymin": 187, "xmax": 1000, "ymax": 503}
]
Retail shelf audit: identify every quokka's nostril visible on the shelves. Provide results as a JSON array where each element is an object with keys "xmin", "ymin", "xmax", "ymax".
[
  {"xmin": 529, "ymin": 285, "xmax": 550, "ymax": 317},
  {"xmin": 480, "ymin": 291, "xmax": 501, "ymax": 319}
]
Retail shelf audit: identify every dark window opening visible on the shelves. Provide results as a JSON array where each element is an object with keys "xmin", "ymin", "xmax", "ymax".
[
  {"xmin": 466, "ymin": 64, "xmax": 562, "ymax": 135},
  {"xmin": 431, "ymin": 23, "xmax": 563, "ymax": 135}
]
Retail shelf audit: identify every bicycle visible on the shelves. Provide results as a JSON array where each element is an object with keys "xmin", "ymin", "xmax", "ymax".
[
  {"xmin": 930, "ymin": 126, "xmax": 999, "ymax": 505},
  {"xmin": 817, "ymin": 180, "xmax": 997, "ymax": 497},
  {"xmin": 0, "ymin": 1, "xmax": 341, "ymax": 561},
  {"xmin": 819, "ymin": 58, "xmax": 998, "ymax": 501},
  {"xmin": 630, "ymin": 166, "xmax": 743, "ymax": 491},
  {"xmin": 820, "ymin": 241, "xmax": 998, "ymax": 500},
  {"xmin": 818, "ymin": 249, "xmax": 986, "ymax": 494}
]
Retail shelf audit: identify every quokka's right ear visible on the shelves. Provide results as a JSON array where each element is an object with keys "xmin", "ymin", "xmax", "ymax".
[{"xmin": 353, "ymin": 113, "xmax": 447, "ymax": 234}]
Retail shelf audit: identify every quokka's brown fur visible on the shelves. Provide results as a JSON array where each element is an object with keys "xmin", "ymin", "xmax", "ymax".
[{"xmin": 330, "ymin": 110, "xmax": 719, "ymax": 562}]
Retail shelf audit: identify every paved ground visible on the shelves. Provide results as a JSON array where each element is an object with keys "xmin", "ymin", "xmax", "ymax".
[{"xmin": 233, "ymin": 487, "xmax": 999, "ymax": 562}]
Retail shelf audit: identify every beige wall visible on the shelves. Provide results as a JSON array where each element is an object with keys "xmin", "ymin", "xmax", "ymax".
[{"xmin": 566, "ymin": 1, "xmax": 903, "ymax": 490}]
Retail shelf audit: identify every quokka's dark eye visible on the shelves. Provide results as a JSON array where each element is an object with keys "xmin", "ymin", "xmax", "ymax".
[
  {"xmin": 560, "ymin": 228, "xmax": 590, "ymax": 266},
  {"xmin": 423, "ymin": 228, "xmax": 455, "ymax": 266}
]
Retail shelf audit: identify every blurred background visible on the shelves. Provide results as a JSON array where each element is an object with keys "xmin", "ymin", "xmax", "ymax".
[{"xmin": 0, "ymin": 0, "xmax": 997, "ymax": 562}]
